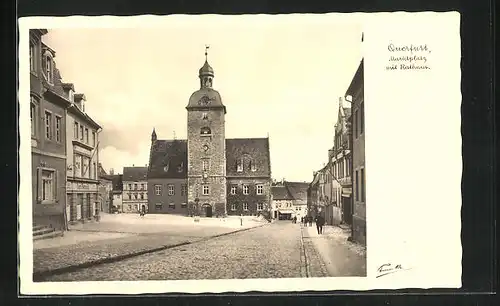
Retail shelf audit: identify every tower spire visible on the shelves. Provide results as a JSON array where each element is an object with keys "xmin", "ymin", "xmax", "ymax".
[{"xmin": 205, "ymin": 44, "xmax": 210, "ymax": 61}]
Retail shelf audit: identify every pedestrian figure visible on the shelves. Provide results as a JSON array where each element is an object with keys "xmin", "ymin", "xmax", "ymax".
[
  {"xmin": 293, "ymin": 216, "xmax": 297, "ymax": 224},
  {"xmin": 140, "ymin": 204, "xmax": 146, "ymax": 217},
  {"xmin": 94, "ymin": 207, "xmax": 100, "ymax": 222},
  {"xmin": 315, "ymin": 215, "xmax": 325, "ymax": 234},
  {"xmin": 308, "ymin": 216, "xmax": 313, "ymax": 227}
]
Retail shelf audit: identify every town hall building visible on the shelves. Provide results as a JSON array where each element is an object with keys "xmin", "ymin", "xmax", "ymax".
[{"xmin": 148, "ymin": 48, "xmax": 272, "ymax": 217}]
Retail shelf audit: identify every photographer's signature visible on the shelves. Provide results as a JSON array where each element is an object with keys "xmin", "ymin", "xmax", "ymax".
[{"xmin": 376, "ymin": 263, "xmax": 412, "ymax": 278}]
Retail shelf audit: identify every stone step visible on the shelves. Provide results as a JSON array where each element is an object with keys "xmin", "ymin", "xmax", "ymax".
[
  {"xmin": 33, "ymin": 227, "xmax": 55, "ymax": 236},
  {"xmin": 33, "ymin": 225, "xmax": 46, "ymax": 232},
  {"xmin": 33, "ymin": 230, "xmax": 64, "ymax": 241}
]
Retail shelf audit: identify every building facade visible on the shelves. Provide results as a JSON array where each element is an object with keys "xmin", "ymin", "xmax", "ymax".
[
  {"xmin": 65, "ymin": 89, "xmax": 102, "ymax": 224},
  {"xmin": 30, "ymin": 29, "xmax": 71, "ymax": 231},
  {"xmin": 148, "ymin": 136, "xmax": 189, "ymax": 214},
  {"xmin": 272, "ymin": 181, "xmax": 308, "ymax": 220},
  {"xmin": 98, "ymin": 164, "xmax": 113, "ymax": 213},
  {"xmin": 330, "ymin": 97, "xmax": 352, "ymax": 225},
  {"xmin": 346, "ymin": 59, "xmax": 366, "ymax": 245},
  {"xmin": 110, "ymin": 173, "xmax": 123, "ymax": 213},
  {"xmin": 286, "ymin": 182, "xmax": 309, "ymax": 220},
  {"xmin": 122, "ymin": 166, "xmax": 148, "ymax": 213},
  {"xmin": 147, "ymin": 50, "xmax": 271, "ymax": 217}
]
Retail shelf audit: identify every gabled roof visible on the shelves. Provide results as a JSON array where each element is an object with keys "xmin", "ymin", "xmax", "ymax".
[
  {"xmin": 123, "ymin": 167, "xmax": 148, "ymax": 182},
  {"xmin": 285, "ymin": 182, "xmax": 309, "ymax": 205},
  {"xmin": 271, "ymin": 185, "xmax": 293, "ymax": 200},
  {"xmin": 147, "ymin": 137, "xmax": 271, "ymax": 179},
  {"xmin": 148, "ymin": 139, "xmax": 188, "ymax": 179},
  {"xmin": 111, "ymin": 175, "xmax": 123, "ymax": 192},
  {"xmin": 226, "ymin": 138, "xmax": 271, "ymax": 177}
]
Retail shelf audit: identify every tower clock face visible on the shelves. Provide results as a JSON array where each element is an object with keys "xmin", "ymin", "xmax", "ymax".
[{"xmin": 203, "ymin": 145, "xmax": 209, "ymax": 151}]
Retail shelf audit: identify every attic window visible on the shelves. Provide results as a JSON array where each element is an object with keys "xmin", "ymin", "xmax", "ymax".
[
  {"xmin": 200, "ymin": 127, "xmax": 211, "ymax": 135},
  {"xmin": 250, "ymin": 160, "xmax": 256, "ymax": 172},
  {"xmin": 236, "ymin": 159, "xmax": 243, "ymax": 172},
  {"xmin": 42, "ymin": 51, "xmax": 54, "ymax": 84}
]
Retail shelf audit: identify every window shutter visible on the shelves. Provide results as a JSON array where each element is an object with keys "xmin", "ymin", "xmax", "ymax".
[{"xmin": 37, "ymin": 167, "xmax": 42, "ymax": 202}]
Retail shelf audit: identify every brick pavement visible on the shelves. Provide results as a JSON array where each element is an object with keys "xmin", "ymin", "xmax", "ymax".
[
  {"xmin": 43, "ymin": 221, "xmax": 306, "ymax": 281},
  {"xmin": 33, "ymin": 222, "xmax": 266, "ymax": 278}
]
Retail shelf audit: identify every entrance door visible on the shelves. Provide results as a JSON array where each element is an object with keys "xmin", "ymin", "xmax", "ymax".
[
  {"xmin": 342, "ymin": 196, "xmax": 352, "ymax": 224},
  {"xmin": 202, "ymin": 203, "xmax": 213, "ymax": 217},
  {"xmin": 77, "ymin": 193, "xmax": 83, "ymax": 220}
]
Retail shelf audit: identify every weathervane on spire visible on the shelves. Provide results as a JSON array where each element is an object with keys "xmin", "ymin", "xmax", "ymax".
[{"xmin": 205, "ymin": 44, "xmax": 210, "ymax": 61}]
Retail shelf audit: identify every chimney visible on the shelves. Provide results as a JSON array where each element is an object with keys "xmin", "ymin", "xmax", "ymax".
[
  {"xmin": 132, "ymin": 164, "xmax": 135, "ymax": 167},
  {"xmin": 109, "ymin": 168, "xmax": 114, "ymax": 175}
]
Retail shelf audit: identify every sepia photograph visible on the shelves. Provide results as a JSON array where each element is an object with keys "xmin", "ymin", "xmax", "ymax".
[
  {"xmin": 19, "ymin": 12, "xmax": 462, "ymax": 294},
  {"xmin": 28, "ymin": 19, "xmax": 366, "ymax": 282}
]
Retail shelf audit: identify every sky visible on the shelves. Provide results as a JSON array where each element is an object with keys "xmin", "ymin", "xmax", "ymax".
[{"xmin": 42, "ymin": 15, "xmax": 362, "ymax": 182}]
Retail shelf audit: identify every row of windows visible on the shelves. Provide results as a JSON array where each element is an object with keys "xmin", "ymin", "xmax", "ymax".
[
  {"xmin": 31, "ymin": 98, "xmax": 63, "ymax": 143},
  {"xmin": 126, "ymin": 193, "xmax": 147, "ymax": 200},
  {"xmin": 154, "ymin": 184, "xmax": 188, "ymax": 196},
  {"xmin": 73, "ymin": 121, "xmax": 96, "ymax": 147},
  {"xmin": 155, "ymin": 203, "xmax": 187, "ymax": 210},
  {"xmin": 229, "ymin": 184, "xmax": 264, "ymax": 195},
  {"xmin": 236, "ymin": 159, "xmax": 257, "ymax": 172},
  {"xmin": 230, "ymin": 202, "xmax": 264, "ymax": 211},
  {"xmin": 126, "ymin": 183, "xmax": 146, "ymax": 191},
  {"xmin": 74, "ymin": 154, "xmax": 97, "ymax": 180},
  {"xmin": 354, "ymin": 168, "xmax": 366, "ymax": 202},
  {"xmin": 353, "ymin": 102, "xmax": 365, "ymax": 139}
]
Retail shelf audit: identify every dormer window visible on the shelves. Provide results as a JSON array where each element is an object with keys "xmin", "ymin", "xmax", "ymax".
[
  {"xmin": 250, "ymin": 160, "xmax": 256, "ymax": 172},
  {"xmin": 177, "ymin": 162, "xmax": 184, "ymax": 173},
  {"xmin": 42, "ymin": 50, "xmax": 54, "ymax": 84},
  {"xmin": 200, "ymin": 127, "xmax": 211, "ymax": 135},
  {"xmin": 236, "ymin": 158, "xmax": 243, "ymax": 172}
]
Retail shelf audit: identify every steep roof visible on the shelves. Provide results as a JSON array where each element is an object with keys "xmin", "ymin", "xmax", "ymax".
[
  {"xmin": 111, "ymin": 175, "xmax": 123, "ymax": 192},
  {"xmin": 123, "ymin": 167, "xmax": 148, "ymax": 182},
  {"xmin": 148, "ymin": 139, "xmax": 188, "ymax": 179},
  {"xmin": 271, "ymin": 185, "xmax": 293, "ymax": 200},
  {"xmin": 147, "ymin": 137, "xmax": 271, "ymax": 179},
  {"xmin": 226, "ymin": 138, "xmax": 271, "ymax": 178},
  {"xmin": 285, "ymin": 182, "xmax": 309, "ymax": 205}
]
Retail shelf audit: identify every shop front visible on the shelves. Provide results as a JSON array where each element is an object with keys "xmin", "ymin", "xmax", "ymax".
[{"xmin": 66, "ymin": 181, "xmax": 99, "ymax": 223}]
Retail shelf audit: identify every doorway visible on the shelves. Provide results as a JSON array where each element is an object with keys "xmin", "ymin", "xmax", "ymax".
[
  {"xmin": 202, "ymin": 203, "xmax": 213, "ymax": 217},
  {"xmin": 341, "ymin": 195, "xmax": 352, "ymax": 225}
]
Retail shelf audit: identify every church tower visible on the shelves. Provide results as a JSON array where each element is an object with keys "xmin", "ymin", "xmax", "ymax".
[{"xmin": 186, "ymin": 46, "xmax": 227, "ymax": 217}]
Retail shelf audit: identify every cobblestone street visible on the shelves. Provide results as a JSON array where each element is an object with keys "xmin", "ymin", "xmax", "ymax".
[{"xmin": 42, "ymin": 221, "xmax": 365, "ymax": 281}]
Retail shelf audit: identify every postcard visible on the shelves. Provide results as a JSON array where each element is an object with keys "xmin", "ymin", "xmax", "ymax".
[{"xmin": 18, "ymin": 12, "xmax": 462, "ymax": 295}]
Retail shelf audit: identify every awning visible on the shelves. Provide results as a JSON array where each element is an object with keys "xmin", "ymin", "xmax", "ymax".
[{"xmin": 278, "ymin": 209, "xmax": 295, "ymax": 214}]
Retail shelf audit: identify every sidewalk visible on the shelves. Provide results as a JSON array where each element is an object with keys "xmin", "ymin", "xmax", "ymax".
[
  {"xmin": 301, "ymin": 225, "xmax": 366, "ymax": 277},
  {"xmin": 33, "ymin": 217, "xmax": 268, "ymax": 279}
]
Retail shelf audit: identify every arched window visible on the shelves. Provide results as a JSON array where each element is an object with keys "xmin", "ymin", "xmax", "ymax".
[{"xmin": 200, "ymin": 127, "xmax": 211, "ymax": 135}]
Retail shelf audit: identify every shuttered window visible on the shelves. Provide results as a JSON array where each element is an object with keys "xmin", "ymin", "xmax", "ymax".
[{"xmin": 37, "ymin": 167, "xmax": 58, "ymax": 203}]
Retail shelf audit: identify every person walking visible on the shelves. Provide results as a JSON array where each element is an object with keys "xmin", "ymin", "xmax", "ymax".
[
  {"xmin": 308, "ymin": 216, "xmax": 313, "ymax": 227},
  {"xmin": 315, "ymin": 214, "xmax": 325, "ymax": 234}
]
